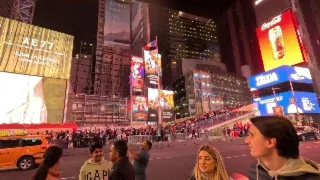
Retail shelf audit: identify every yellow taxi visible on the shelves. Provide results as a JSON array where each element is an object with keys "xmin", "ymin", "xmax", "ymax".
[{"xmin": 0, "ymin": 129, "xmax": 51, "ymax": 170}]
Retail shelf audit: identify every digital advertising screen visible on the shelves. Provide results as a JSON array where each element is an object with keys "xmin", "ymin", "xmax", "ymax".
[
  {"xmin": 256, "ymin": 10, "xmax": 305, "ymax": 71},
  {"xmin": 148, "ymin": 88, "xmax": 159, "ymax": 121},
  {"xmin": 144, "ymin": 50, "xmax": 161, "ymax": 86},
  {"xmin": 0, "ymin": 17, "xmax": 74, "ymax": 80},
  {"xmin": 249, "ymin": 65, "xmax": 313, "ymax": 91},
  {"xmin": 131, "ymin": 56, "xmax": 144, "ymax": 93},
  {"xmin": 104, "ymin": 0, "xmax": 130, "ymax": 48},
  {"xmin": 254, "ymin": 91, "xmax": 320, "ymax": 116},
  {"xmin": 193, "ymin": 72, "xmax": 202, "ymax": 98},
  {"xmin": 0, "ymin": 72, "xmax": 68, "ymax": 124},
  {"xmin": 160, "ymin": 90, "xmax": 174, "ymax": 121},
  {"xmin": 132, "ymin": 96, "xmax": 148, "ymax": 121}
]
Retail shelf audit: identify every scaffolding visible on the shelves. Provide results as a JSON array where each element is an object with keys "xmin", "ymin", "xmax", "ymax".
[
  {"xmin": 11, "ymin": 0, "xmax": 36, "ymax": 24},
  {"xmin": 67, "ymin": 94, "xmax": 128, "ymax": 126},
  {"xmin": 65, "ymin": 0, "xmax": 131, "ymax": 125}
]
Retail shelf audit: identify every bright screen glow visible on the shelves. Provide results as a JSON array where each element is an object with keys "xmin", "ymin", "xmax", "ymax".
[
  {"xmin": 131, "ymin": 56, "xmax": 144, "ymax": 93},
  {"xmin": 160, "ymin": 90, "xmax": 174, "ymax": 121},
  {"xmin": 144, "ymin": 50, "xmax": 161, "ymax": 86},
  {"xmin": 0, "ymin": 17, "xmax": 74, "ymax": 79},
  {"xmin": 254, "ymin": 91, "xmax": 320, "ymax": 116},
  {"xmin": 256, "ymin": 10, "xmax": 305, "ymax": 71},
  {"xmin": 0, "ymin": 72, "xmax": 67, "ymax": 124},
  {"xmin": 249, "ymin": 65, "xmax": 312, "ymax": 91},
  {"xmin": 132, "ymin": 96, "xmax": 148, "ymax": 121}
]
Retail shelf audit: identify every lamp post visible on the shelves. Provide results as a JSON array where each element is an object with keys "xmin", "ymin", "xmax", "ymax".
[{"xmin": 272, "ymin": 87, "xmax": 280, "ymax": 105}]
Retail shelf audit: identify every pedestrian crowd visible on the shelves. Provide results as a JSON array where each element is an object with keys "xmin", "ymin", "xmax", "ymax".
[{"xmin": 31, "ymin": 116, "xmax": 320, "ymax": 180}]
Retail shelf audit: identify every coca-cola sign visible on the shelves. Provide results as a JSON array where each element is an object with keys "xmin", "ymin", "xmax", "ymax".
[{"xmin": 261, "ymin": 14, "xmax": 282, "ymax": 31}]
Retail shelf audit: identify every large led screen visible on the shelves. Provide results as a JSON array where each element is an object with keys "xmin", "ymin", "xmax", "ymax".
[
  {"xmin": 148, "ymin": 88, "xmax": 159, "ymax": 122},
  {"xmin": 132, "ymin": 96, "xmax": 148, "ymax": 121},
  {"xmin": 131, "ymin": 56, "xmax": 144, "ymax": 93},
  {"xmin": 0, "ymin": 72, "xmax": 67, "ymax": 124},
  {"xmin": 160, "ymin": 90, "xmax": 174, "ymax": 121},
  {"xmin": 256, "ymin": 10, "xmax": 305, "ymax": 71},
  {"xmin": 104, "ymin": 0, "xmax": 130, "ymax": 48},
  {"xmin": 254, "ymin": 91, "xmax": 320, "ymax": 116},
  {"xmin": 249, "ymin": 65, "xmax": 313, "ymax": 91},
  {"xmin": 0, "ymin": 17, "xmax": 74, "ymax": 80},
  {"xmin": 144, "ymin": 50, "xmax": 161, "ymax": 86}
]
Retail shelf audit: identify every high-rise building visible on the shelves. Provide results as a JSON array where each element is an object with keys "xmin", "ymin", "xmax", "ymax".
[
  {"xmin": 11, "ymin": 0, "xmax": 36, "ymax": 23},
  {"xmin": 0, "ymin": 0, "xmax": 14, "ymax": 18},
  {"xmin": 218, "ymin": 0, "xmax": 263, "ymax": 77},
  {"xmin": 149, "ymin": 6, "xmax": 220, "ymax": 89}
]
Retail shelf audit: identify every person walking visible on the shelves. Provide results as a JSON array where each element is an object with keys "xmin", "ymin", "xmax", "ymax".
[
  {"xmin": 79, "ymin": 142, "xmax": 112, "ymax": 180},
  {"xmin": 246, "ymin": 116, "xmax": 320, "ymax": 180},
  {"xmin": 109, "ymin": 140, "xmax": 135, "ymax": 180},
  {"xmin": 128, "ymin": 140, "xmax": 152, "ymax": 180}
]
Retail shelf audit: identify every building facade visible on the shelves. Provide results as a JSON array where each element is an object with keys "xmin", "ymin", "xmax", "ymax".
[
  {"xmin": 218, "ymin": 0, "xmax": 263, "ymax": 77},
  {"xmin": 173, "ymin": 69, "xmax": 252, "ymax": 119},
  {"xmin": 0, "ymin": 0, "xmax": 14, "ymax": 18},
  {"xmin": 149, "ymin": 6, "xmax": 221, "ymax": 89}
]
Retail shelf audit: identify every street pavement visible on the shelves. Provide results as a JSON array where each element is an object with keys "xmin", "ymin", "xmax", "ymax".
[{"xmin": 1, "ymin": 138, "xmax": 320, "ymax": 180}]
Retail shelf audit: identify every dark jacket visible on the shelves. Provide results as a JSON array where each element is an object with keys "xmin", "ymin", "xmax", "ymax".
[
  {"xmin": 248, "ymin": 158, "xmax": 320, "ymax": 180},
  {"xmin": 109, "ymin": 156, "xmax": 135, "ymax": 180}
]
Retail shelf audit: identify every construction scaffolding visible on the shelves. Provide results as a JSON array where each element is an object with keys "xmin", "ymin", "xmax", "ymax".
[
  {"xmin": 66, "ymin": 94, "xmax": 128, "ymax": 126},
  {"xmin": 65, "ymin": 0, "xmax": 131, "ymax": 125},
  {"xmin": 11, "ymin": 0, "xmax": 36, "ymax": 24}
]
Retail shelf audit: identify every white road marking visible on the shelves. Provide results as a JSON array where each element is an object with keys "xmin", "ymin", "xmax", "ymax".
[{"xmin": 61, "ymin": 177, "xmax": 76, "ymax": 180}]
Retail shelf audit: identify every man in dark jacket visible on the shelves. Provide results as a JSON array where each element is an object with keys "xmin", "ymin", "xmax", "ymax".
[
  {"xmin": 109, "ymin": 140, "xmax": 135, "ymax": 180},
  {"xmin": 246, "ymin": 116, "xmax": 320, "ymax": 180}
]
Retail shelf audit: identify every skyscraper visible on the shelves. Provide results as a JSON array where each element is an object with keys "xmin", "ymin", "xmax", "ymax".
[
  {"xmin": 149, "ymin": 5, "xmax": 220, "ymax": 89},
  {"xmin": 218, "ymin": 0, "xmax": 263, "ymax": 77},
  {"xmin": 0, "ymin": 0, "xmax": 14, "ymax": 18}
]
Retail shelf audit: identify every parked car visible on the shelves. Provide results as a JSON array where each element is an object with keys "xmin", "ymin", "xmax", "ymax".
[{"xmin": 296, "ymin": 126, "xmax": 320, "ymax": 141}]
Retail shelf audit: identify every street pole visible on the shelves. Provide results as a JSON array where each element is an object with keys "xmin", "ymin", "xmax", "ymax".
[
  {"xmin": 272, "ymin": 87, "xmax": 278, "ymax": 105},
  {"xmin": 289, "ymin": 78, "xmax": 300, "ymax": 122}
]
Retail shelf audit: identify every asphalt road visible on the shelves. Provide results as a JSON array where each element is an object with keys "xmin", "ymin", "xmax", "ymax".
[{"xmin": 1, "ymin": 139, "xmax": 320, "ymax": 180}]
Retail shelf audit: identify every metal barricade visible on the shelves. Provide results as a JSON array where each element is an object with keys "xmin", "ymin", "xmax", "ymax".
[{"xmin": 128, "ymin": 135, "xmax": 152, "ymax": 144}]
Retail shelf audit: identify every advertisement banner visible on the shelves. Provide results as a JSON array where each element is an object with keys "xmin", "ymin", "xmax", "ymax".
[
  {"xmin": 148, "ymin": 88, "xmax": 159, "ymax": 122},
  {"xmin": 249, "ymin": 65, "xmax": 313, "ymax": 91},
  {"xmin": 0, "ymin": 17, "xmax": 74, "ymax": 80},
  {"xmin": 131, "ymin": 56, "xmax": 144, "ymax": 93},
  {"xmin": 195, "ymin": 99, "xmax": 203, "ymax": 115},
  {"xmin": 256, "ymin": 10, "xmax": 305, "ymax": 71},
  {"xmin": 188, "ymin": 99, "xmax": 196, "ymax": 116},
  {"xmin": 193, "ymin": 71, "xmax": 202, "ymax": 98},
  {"xmin": 144, "ymin": 50, "xmax": 161, "ymax": 86},
  {"xmin": 0, "ymin": 72, "xmax": 67, "ymax": 124},
  {"xmin": 254, "ymin": 91, "xmax": 320, "ymax": 116},
  {"xmin": 132, "ymin": 96, "xmax": 148, "ymax": 121},
  {"xmin": 273, "ymin": 106, "xmax": 284, "ymax": 116},
  {"xmin": 160, "ymin": 90, "xmax": 174, "ymax": 121},
  {"xmin": 104, "ymin": 0, "xmax": 130, "ymax": 48}
]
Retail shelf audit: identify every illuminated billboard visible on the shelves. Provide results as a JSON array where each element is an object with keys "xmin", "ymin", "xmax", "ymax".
[
  {"xmin": 256, "ymin": 10, "xmax": 305, "ymax": 71},
  {"xmin": 249, "ymin": 65, "xmax": 313, "ymax": 91},
  {"xmin": 131, "ymin": 56, "xmax": 144, "ymax": 93},
  {"xmin": 144, "ymin": 50, "xmax": 161, "ymax": 86},
  {"xmin": 254, "ymin": 91, "xmax": 320, "ymax": 116},
  {"xmin": 132, "ymin": 96, "xmax": 148, "ymax": 121},
  {"xmin": 160, "ymin": 90, "xmax": 174, "ymax": 121},
  {"xmin": 0, "ymin": 17, "xmax": 74, "ymax": 79},
  {"xmin": 148, "ymin": 88, "xmax": 159, "ymax": 121},
  {"xmin": 104, "ymin": 0, "xmax": 130, "ymax": 48},
  {"xmin": 0, "ymin": 72, "xmax": 67, "ymax": 124}
]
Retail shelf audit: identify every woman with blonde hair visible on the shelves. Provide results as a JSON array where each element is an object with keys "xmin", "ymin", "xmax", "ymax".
[{"xmin": 188, "ymin": 145, "xmax": 230, "ymax": 180}]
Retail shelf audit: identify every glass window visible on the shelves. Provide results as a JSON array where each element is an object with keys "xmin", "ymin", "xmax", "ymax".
[
  {"xmin": 22, "ymin": 138, "xmax": 42, "ymax": 147},
  {"xmin": 0, "ymin": 139, "xmax": 20, "ymax": 149}
]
